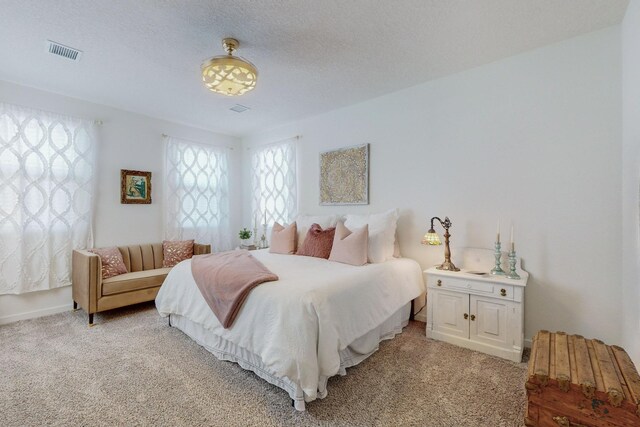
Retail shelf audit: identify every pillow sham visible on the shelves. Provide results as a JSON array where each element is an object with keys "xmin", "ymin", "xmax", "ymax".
[
  {"xmin": 344, "ymin": 208, "xmax": 398, "ymax": 263},
  {"xmin": 295, "ymin": 214, "xmax": 338, "ymax": 250},
  {"xmin": 269, "ymin": 222, "xmax": 297, "ymax": 254},
  {"xmin": 296, "ymin": 223, "xmax": 335, "ymax": 259},
  {"xmin": 88, "ymin": 247, "xmax": 128, "ymax": 279},
  {"xmin": 329, "ymin": 222, "xmax": 368, "ymax": 266},
  {"xmin": 162, "ymin": 239, "xmax": 194, "ymax": 267}
]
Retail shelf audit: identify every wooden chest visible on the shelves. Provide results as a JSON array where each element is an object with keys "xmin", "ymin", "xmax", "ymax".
[{"xmin": 525, "ymin": 331, "xmax": 640, "ymax": 427}]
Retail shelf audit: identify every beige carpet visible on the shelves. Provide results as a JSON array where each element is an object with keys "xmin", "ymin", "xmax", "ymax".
[{"xmin": 1, "ymin": 302, "xmax": 528, "ymax": 426}]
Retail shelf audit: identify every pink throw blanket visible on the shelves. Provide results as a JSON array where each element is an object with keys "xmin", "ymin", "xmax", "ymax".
[{"xmin": 191, "ymin": 250, "xmax": 279, "ymax": 328}]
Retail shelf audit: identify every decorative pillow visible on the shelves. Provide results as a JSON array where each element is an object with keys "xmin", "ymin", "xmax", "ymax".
[
  {"xmin": 269, "ymin": 222, "xmax": 297, "ymax": 254},
  {"xmin": 329, "ymin": 222, "xmax": 368, "ymax": 266},
  {"xmin": 295, "ymin": 214, "xmax": 338, "ymax": 251},
  {"xmin": 88, "ymin": 247, "xmax": 128, "ymax": 279},
  {"xmin": 344, "ymin": 208, "xmax": 398, "ymax": 263},
  {"xmin": 296, "ymin": 223, "xmax": 335, "ymax": 259},
  {"xmin": 162, "ymin": 240, "xmax": 194, "ymax": 267}
]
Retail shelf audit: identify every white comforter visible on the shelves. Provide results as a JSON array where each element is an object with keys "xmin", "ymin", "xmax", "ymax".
[{"xmin": 155, "ymin": 250, "xmax": 424, "ymax": 403}]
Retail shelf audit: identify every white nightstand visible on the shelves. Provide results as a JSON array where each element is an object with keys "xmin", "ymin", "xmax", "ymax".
[{"xmin": 425, "ymin": 247, "xmax": 528, "ymax": 362}]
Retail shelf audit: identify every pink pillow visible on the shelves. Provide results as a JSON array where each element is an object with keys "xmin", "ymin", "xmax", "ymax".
[
  {"xmin": 162, "ymin": 240, "xmax": 194, "ymax": 267},
  {"xmin": 329, "ymin": 222, "xmax": 369, "ymax": 266},
  {"xmin": 269, "ymin": 222, "xmax": 297, "ymax": 254},
  {"xmin": 88, "ymin": 247, "xmax": 128, "ymax": 279},
  {"xmin": 296, "ymin": 223, "xmax": 335, "ymax": 259}
]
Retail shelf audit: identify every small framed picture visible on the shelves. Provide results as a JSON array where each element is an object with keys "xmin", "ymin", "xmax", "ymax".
[{"xmin": 120, "ymin": 169, "xmax": 152, "ymax": 204}]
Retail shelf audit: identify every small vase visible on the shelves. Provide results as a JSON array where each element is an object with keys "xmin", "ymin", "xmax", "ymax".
[{"xmin": 241, "ymin": 239, "xmax": 250, "ymax": 247}]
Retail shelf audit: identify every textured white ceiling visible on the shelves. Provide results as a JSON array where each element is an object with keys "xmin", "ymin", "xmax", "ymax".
[{"xmin": 0, "ymin": 0, "xmax": 629, "ymax": 136}]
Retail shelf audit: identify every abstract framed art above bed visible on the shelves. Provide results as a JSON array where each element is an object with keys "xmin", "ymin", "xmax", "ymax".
[
  {"xmin": 155, "ymin": 248, "xmax": 424, "ymax": 411},
  {"xmin": 319, "ymin": 143, "xmax": 369, "ymax": 205}
]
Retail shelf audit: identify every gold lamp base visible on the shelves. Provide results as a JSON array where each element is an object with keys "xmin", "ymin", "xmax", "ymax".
[{"xmin": 436, "ymin": 260, "xmax": 460, "ymax": 272}]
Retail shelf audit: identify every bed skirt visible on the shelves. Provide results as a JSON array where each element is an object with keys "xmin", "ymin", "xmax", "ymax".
[{"xmin": 169, "ymin": 302, "xmax": 411, "ymax": 411}]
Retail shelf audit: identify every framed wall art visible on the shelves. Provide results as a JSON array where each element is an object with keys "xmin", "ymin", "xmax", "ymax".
[
  {"xmin": 319, "ymin": 143, "xmax": 369, "ymax": 205},
  {"xmin": 120, "ymin": 169, "xmax": 152, "ymax": 204}
]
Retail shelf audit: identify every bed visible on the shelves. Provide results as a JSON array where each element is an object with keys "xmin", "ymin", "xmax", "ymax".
[{"xmin": 155, "ymin": 249, "xmax": 425, "ymax": 411}]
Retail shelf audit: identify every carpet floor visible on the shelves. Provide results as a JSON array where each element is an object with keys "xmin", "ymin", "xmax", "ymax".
[{"xmin": 1, "ymin": 302, "xmax": 528, "ymax": 426}]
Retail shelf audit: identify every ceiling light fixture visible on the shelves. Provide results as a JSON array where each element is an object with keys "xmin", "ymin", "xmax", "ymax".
[{"xmin": 201, "ymin": 38, "xmax": 258, "ymax": 97}]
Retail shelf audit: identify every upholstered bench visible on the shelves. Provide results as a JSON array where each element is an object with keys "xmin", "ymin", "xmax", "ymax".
[{"xmin": 72, "ymin": 242, "xmax": 210, "ymax": 325}]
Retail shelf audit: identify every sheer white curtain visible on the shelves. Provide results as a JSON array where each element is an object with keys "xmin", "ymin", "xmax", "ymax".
[
  {"xmin": 163, "ymin": 136, "xmax": 231, "ymax": 251},
  {"xmin": 250, "ymin": 139, "xmax": 297, "ymax": 227},
  {"xmin": 0, "ymin": 103, "xmax": 97, "ymax": 294}
]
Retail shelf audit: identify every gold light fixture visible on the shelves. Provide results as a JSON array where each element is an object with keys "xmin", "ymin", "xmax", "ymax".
[
  {"xmin": 201, "ymin": 38, "xmax": 258, "ymax": 96},
  {"xmin": 422, "ymin": 216, "xmax": 460, "ymax": 271}
]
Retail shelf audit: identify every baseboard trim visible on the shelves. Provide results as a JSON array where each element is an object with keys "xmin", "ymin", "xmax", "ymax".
[
  {"xmin": 0, "ymin": 303, "xmax": 73, "ymax": 325},
  {"xmin": 524, "ymin": 338, "xmax": 532, "ymax": 348}
]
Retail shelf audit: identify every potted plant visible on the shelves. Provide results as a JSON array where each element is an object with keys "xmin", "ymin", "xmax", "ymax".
[{"xmin": 238, "ymin": 228, "xmax": 252, "ymax": 246}]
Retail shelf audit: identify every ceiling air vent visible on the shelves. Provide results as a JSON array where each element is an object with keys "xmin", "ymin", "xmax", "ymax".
[
  {"xmin": 46, "ymin": 40, "xmax": 82, "ymax": 61},
  {"xmin": 229, "ymin": 104, "xmax": 250, "ymax": 113}
]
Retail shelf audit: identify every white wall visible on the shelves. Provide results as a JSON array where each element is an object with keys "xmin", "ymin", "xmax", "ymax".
[
  {"xmin": 243, "ymin": 27, "xmax": 623, "ymax": 346},
  {"xmin": 0, "ymin": 80, "xmax": 242, "ymax": 324},
  {"xmin": 622, "ymin": 0, "xmax": 640, "ymax": 366}
]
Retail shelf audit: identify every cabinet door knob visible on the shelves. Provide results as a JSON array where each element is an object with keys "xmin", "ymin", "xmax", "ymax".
[
  {"xmin": 500, "ymin": 288, "xmax": 507, "ymax": 297},
  {"xmin": 470, "ymin": 314, "xmax": 476, "ymax": 321},
  {"xmin": 437, "ymin": 279, "xmax": 442, "ymax": 286},
  {"xmin": 463, "ymin": 313, "xmax": 468, "ymax": 320}
]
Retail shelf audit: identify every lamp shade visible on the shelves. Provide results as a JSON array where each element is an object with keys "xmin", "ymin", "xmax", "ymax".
[
  {"xmin": 422, "ymin": 229, "xmax": 442, "ymax": 245},
  {"xmin": 201, "ymin": 38, "xmax": 258, "ymax": 97}
]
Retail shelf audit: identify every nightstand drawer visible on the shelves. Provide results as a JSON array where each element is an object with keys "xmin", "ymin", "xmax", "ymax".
[
  {"xmin": 428, "ymin": 276, "xmax": 494, "ymax": 295},
  {"xmin": 493, "ymin": 284, "xmax": 514, "ymax": 300}
]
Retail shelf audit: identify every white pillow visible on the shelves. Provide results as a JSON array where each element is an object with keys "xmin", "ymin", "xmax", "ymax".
[
  {"xmin": 344, "ymin": 209, "xmax": 398, "ymax": 263},
  {"xmin": 295, "ymin": 214, "xmax": 338, "ymax": 251}
]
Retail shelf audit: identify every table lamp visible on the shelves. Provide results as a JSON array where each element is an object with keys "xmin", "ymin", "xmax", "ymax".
[{"xmin": 422, "ymin": 216, "xmax": 459, "ymax": 271}]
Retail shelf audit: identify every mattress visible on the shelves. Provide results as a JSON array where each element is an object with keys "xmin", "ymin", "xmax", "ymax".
[{"xmin": 155, "ymin": 249, "xmax": 425, "ymax": 410}]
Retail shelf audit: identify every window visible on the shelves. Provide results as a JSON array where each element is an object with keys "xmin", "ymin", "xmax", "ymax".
[
  {"xmin": 164, "ymin": 136, "xmax": 231, "ymax": 251},
  {"xmin": 0, "ymin": 103, "xmax": 96, "ymax": 294},
  {"xmin": 251, "ymin": 139, "xmax": 297, "ymax": 227}
]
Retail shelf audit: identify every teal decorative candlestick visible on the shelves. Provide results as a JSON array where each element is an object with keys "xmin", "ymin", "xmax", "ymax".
[
  {"xmin": 490, "ymin": 241, "xmax": 505, "ymax": 275},
  {"xmin": 505, "ymin": 249, "xmax": 521, "ymax": 280}
]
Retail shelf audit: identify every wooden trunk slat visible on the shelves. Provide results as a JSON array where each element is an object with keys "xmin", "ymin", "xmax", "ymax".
[
  {"xmin": 609, "ymin": 345, "xmax": 634, "ymax": 411},
  {"xmin": 575, "ymin": 336, "xmax": 597, "ymax": 398},
  {"xmin": 529, "ymin": 333, "xmax": 539, "ymax": 379},
  {"xmin": 535, "ymin": 330, "xmax": 551, "ymax": 385},
  {"xmin": 588, "ymin": 339, "xmax": 607, "ymax": 393},
  {"xmin": 594, "ymin": 340, "xmax": 625, "ymax": 407},
  {"xmin": 551, "ymin": 332, "xmax": 557, "ymax": 382},
  {"xmin": 569, "ymin": 335, "xmax": 579, "ymax": 387},
  {"xmin": 612, "ymin": 346, "xmax": 640, "ymax": 407},
  {"xmin": 556, "ymin": 332, "xmax": 572, "ymax": 392}
]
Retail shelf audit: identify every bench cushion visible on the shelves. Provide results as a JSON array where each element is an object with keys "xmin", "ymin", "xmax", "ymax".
[{"xmin": 102, "ymin": 268, "xmax": 172, "ymax": 296}]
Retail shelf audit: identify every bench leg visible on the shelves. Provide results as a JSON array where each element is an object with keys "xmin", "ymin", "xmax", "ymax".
[
  {"xmin": 89, "ymin": 313, "xmax": 94, "ymax": 326},
  {"xmin": 73, "ymin": 300, "xmax": 78, "ymax": 310}
]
